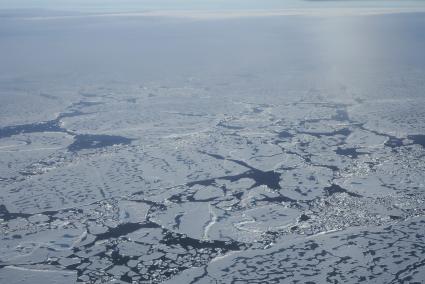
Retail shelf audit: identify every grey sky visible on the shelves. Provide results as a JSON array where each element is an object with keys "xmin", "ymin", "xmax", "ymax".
[{"xmin": 1, "ymin": 0, "xmax": 425, "ymax": 12}]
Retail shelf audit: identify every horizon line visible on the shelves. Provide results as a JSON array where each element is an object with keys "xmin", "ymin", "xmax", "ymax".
[{"xmin": 2, "ymin": 7, "xmax": 425, "ymax": 21}]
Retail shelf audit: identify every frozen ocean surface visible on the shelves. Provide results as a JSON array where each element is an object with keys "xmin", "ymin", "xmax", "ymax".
[{"xmin": 0, "ymin": 2, "xmax": 425, "ymax": 283}]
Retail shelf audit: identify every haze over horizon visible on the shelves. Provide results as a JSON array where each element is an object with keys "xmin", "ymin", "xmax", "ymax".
[{"xmin": 1, "ymin": 0, "xmax": 425, "ymax": 13}]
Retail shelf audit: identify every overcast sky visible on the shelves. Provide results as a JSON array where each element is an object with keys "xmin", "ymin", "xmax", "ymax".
[{"xmin": 1, "ymin": 0, "xmax": 425, "ymax": 12}]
